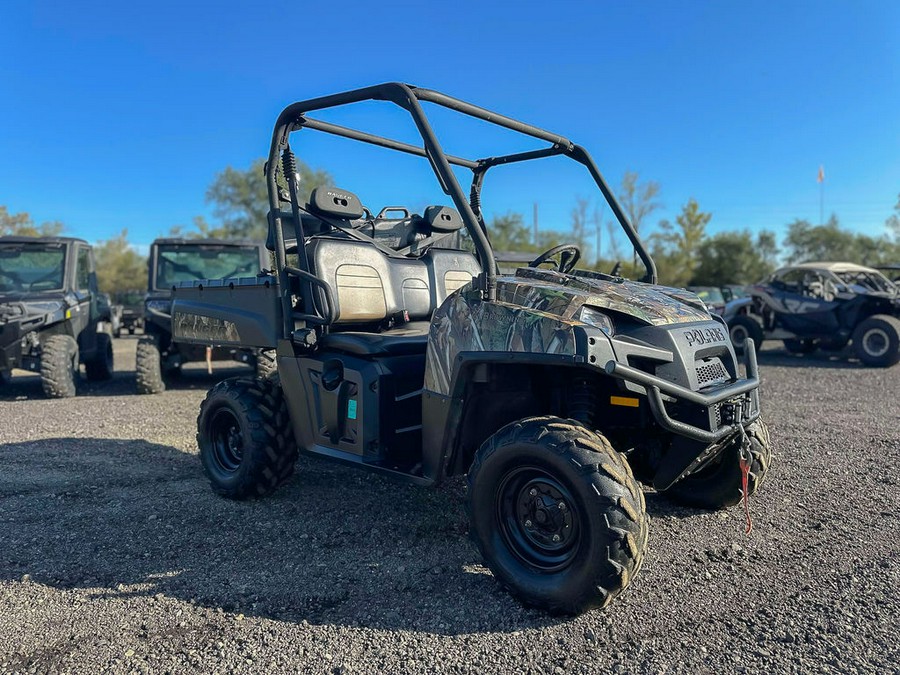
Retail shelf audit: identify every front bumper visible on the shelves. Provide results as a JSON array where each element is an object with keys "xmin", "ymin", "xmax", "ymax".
[{"xmin": 604, "ymin": 338, "xmax": 760, "ymax": 444}]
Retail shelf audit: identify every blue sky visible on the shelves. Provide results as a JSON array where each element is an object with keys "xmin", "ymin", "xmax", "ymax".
[{"xmin": 2, "ymin": 1, "xmax": 899, "ymax": 259}]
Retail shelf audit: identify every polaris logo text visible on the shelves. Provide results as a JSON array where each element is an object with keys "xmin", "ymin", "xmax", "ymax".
[{"xmin": 683, "ymin": 327, "xmax": 726, "ymax": 347}]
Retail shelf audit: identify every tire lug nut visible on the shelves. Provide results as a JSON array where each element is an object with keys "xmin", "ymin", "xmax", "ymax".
[
  {"xmin": 529, "ymin": 488, "xmax": 537, "ymax": 497},
  {"xmin": 558, "ymin": 501, "xmax": 566, "ymax": 511},
  {"xmin": 552, "ymin": 534, "xmax": 561, "ymax": 542},
  {"xmin": 524, "ymin": 520, "xmax": 533, "ymax": 528}
]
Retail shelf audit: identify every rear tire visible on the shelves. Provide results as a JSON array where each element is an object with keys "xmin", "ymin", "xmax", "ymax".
[
  {"xmin": 85, "ymin": 332, "xmax": 114, "ymax": 381},
  {"xmin": 40, "ymin": 334, "xmax": 79, "ymax": 398},
  {"xmin": 852, "ymin": 315, "xmax": 900, "ymax": 367},
  {"xmin": 467, "ymin": 416, "xmax": 648, "ymax": 614},
  {"xmin": 728, "ymin": 316, "xmax": 763, "ymax": 354},
  {"xmin": 663, "ymin": 419, "xmax": 772, "ymax": 509},
  {"xmin": 136, "ymin": 335, "xmax": 166, "ymax": 394},
  {"xmin": 197, "ymin": 377, "xmax": 297, "ymax": 499}
]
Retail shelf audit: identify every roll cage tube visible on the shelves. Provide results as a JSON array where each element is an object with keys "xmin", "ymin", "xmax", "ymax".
[{"xmin": 264, "ymin": 82, "xmax": 658, "ymax": 340}]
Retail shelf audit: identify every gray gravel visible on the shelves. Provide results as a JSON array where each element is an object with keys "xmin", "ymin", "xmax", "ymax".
[{"xmin": 1, "ymin": 337, "xmax": 898, "ymax": 674}]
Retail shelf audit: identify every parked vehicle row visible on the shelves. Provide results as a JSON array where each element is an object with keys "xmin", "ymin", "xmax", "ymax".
[{"xmin": 0, "ymin": 236, "xmax": 273, "ymax": 396}]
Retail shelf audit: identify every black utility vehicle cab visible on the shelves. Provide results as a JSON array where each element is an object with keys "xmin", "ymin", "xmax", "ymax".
[
  {"xmin": 0, "ymin": 236, "xmax": 114, "ymax": 396},
  {"xmin": 135, "ymin": 238, "xmax": 272, "ymax": 394}
]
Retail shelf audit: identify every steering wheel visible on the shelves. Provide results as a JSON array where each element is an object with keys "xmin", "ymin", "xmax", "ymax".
[{"xmin": 528, "ymin": 244, "xmax": 581, "ymax": 274}]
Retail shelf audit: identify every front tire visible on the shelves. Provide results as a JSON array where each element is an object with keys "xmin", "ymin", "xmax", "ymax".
[
  {"xmin": 728, "ymin": 316, "xmax": 763, "ymax": 354},
  {"xmin": 197, "ymin": 377, "xmax": 297, "ymax": 499},
  {"xmin": 85, "ymin": 332, "xmax": 114, "ymax": 381},
  {"xmin": 467, "ymin": 417, "xmax": 648, "ymax": 614},
  {"xmin": 663, "ymin": 419, "xmax": 772, "ymax": 509},
  {"xmin": 136, "ymin": 335, "xmax": 166, "ymax": 394},
  {"xmin": 852, "ymin": 315, "xmax": 900, "ymax": 367},
  {"xmin": 40, "ymin": 334, "xmax": 79, "ymax": 398}
]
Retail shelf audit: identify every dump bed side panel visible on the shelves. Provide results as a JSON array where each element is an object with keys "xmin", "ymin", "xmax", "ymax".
[{"xmin": 171, "ymin": 276, "xmax": 282, "ymax": 349}]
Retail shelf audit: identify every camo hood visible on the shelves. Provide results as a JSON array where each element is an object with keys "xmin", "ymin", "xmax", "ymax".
[{"xmin": 499, "ymin": 268, "xmax": 711, "ymax": 326}]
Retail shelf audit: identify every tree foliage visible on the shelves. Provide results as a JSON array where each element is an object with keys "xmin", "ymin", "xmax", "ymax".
[
  {"xmin": 93, "ymin": 229, "xmax": 147, "ymax": 294},
  {"xmin": 198, "ymin": 158, "xmax": 332, "ymax": 240},
  {"xmin": 617, "ymin": 171, "xmax": 661, "ymax": 274},
  {"xmin": 784, "ymin": 215, "xmax": 899, "ymax": 266},
  {"xmin": 886, "ymin": 193, "xmax": 900, "ymax": 242},
  {"xmin": 618, "ymin": 171, "xmax": 662, "ymax": 236},
  {"xmin": 0, "ymin": 206, "xmax": 64, "ymax": 237},
  {"xmin": 650, "ymin": 198, "xmax": 711, "ymax": 287},
  {"xmin": 692, "ymin": 230, "xmax": 779, "ymax": 286}
]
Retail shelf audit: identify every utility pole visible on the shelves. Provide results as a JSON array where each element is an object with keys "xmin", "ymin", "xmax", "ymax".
[
  {"xmin": 594, "ymin": 202, "xmax": 606, "ymax": 267},
  {"xmin": 817, "ymin": 165, "xmax": 825, "ymax": 225},
  {"xmin": 533, "ymin": 202, "xmax": 538, "ymax": 245}
]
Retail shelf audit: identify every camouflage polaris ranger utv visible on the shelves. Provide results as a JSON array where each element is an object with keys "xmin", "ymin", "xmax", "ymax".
[
  {"xmin": 0, "ymin": 236, "xmax": 114, "ymax": 397},
  {"xmin": 172, "ymin": 84, "xmax": 772, "ymax": 614},
  {"xmin": 136, "ymin": 238, "xmax": 275, "ymax": 394}
]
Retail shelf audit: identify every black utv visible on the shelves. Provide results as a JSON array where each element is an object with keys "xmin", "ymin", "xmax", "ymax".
[
  {"xmin": 136, "ymin": 238, "xmax": 274, "ymax": 394},
  {"xmin": 0, "ymin": 236, "xmax": 114, "ymax": 397},
  {"xmin": 172, "ymin": 84, "xmax": 771, "ymax": 614},
  {"xmin": 728, "ymin": 262, "xmax": 900, "ymax": 367}
]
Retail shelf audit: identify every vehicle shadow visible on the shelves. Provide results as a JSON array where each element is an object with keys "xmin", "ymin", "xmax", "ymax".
[
  {"xmin": 0, "ymin": 364, "xmax": 252, "ymax": 401},
  {"xmin": 756, "ymin": 345, "xmax": 865, "ymax": 370},
  {"xmin": 0, "ymin": 437, "xmax": 564, "ymax": 634}
]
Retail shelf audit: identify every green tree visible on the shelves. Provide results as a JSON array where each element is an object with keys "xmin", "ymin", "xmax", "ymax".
[
  {"xmin": 201, "ymin": 157, "xmax": 332, "ymax": 240},
  {"xmin": 486, "ymin": 211, "xmax": 538, "ymax": 253},
  {"xmin": 783, "ymin": 215, "xmax": 899, "ymax": 265},
  {"xmin": 650, "ymin": 198, "xmax": 711, "ymax": 287},
  {"xmin": 886, "ymin": 193, "xmax": 900, "ymax": 242},
  {"xmin": 0, "ymin": 206, "xmax": 64, "ymax": 237},
  {"xmin": 784, "ymin": 215, "xmax": 857, "ymax": 263},
  {"xmin": 93, "ymin": 230, "xmax": 147, "ymax": 294},
  {"xmin": 692, "ymin": 230, "xmax": 779, "ymax": 286}
]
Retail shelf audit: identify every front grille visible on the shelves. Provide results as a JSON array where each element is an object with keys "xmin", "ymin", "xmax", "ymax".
[{"xmin": 696, "ymin": 358, "xmax": 727, "ymax": 387}]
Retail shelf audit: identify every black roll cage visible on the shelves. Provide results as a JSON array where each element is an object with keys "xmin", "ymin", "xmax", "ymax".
[{"xmin": 266, "ymin": 82, "xmax": 658, "ymax": 340}]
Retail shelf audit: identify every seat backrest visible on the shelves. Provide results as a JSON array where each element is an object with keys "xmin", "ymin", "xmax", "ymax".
[
  {"xmin": 308, "ymin": 237, "xmax": 481, "ymax": 325},
  {"xmin": 302, "ymin": 196, "xmax": 481, "ymax": 326},
  {"xmin": 424, "ymin": 247, "xmax": 481, "ymax": 303}
]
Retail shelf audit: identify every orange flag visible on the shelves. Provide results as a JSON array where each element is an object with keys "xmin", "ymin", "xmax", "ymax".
[{"xmin": 817, "ymin": 165, "xmax": 825, "ymax": 183}]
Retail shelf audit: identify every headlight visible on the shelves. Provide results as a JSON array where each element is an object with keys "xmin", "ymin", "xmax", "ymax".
[{"xmin": 577, "ymin": 306, "xmax": 615, "ymax": 335}]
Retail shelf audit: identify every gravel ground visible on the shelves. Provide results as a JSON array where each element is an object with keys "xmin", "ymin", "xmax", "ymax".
[{"xmin": 1, "ymin": 336, "xmax": 898, "ymax": 674}]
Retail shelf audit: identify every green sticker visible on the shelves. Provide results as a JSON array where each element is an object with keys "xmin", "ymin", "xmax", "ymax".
[{"xmin": 347, "ymin": 399, "xmax": 357, "ymax": 420}]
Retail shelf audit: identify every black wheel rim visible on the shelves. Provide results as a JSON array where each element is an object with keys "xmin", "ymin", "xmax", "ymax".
[
  {"xmin": 496, "ymin": 466, "xmax": 580, "ymax": 572},
  {"xmin": 209, "ymin": 407, "xmax": 244, "ymax": 473}
]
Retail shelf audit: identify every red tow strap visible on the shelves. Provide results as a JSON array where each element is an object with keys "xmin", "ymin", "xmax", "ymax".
[{"xmin": 739, "ymin": 454, "xmax": 753, "ymax": 534}]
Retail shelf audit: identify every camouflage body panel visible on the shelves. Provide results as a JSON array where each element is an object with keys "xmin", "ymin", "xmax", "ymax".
[
  {"xmin": 423, "ymin": 268, "xmax": 711, "ymax": 397},
  {"xmin": 510, "ymin": 268, "xmax": 709, "ymax": 325},
  {"xmin": 424, "ymin": 293, "xmax": 579, "ymax": 395}
]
